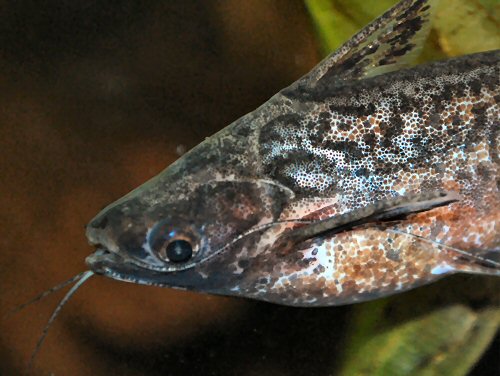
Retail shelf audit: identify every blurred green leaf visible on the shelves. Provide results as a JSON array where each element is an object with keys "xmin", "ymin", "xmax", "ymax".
[
  {"xmin": 304, "ymin": 0, "xmax": 500, "ymax": 58},
  {"xmin": 304, "ymin": 0, "xmax": 396, "ymax": 56},
  {"xmin": 339, "ymin": 305, "xmax": 500, "ymax": 376},
  {"xmin": 434, "ymin": 0, "xmax": 500, "ymax": 56}
]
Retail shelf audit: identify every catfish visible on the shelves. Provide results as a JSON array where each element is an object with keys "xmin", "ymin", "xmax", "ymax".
[
  {"xmin": 84, "ymin": 0, "xmax": 499, "ymax": 306},
  {"xmin": 23, "ymin": 0, "xmax": 500, "ymax": 367}
]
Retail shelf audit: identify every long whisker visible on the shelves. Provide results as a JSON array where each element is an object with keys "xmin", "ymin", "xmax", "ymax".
[
  {"xmin": 387, "ymin": 229, "xmax": 500, "ymax": 269},
  {"xmin": 202, "ymin": 218, "xmax": 313, "ymax": 264},
  {"xmin": 4, "ymin": 271, "xmax": 89, "ymax": 319},
  {"xmin": 171, "ymin": 218, "xmax": 315, "ymax": 272},
  {"xmin": 28, "ymin": 270, "xmax": 94, "ymax": 372}
]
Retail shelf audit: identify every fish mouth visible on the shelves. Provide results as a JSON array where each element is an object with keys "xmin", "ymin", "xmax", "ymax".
[
  {"xmin": 85, "ymin": 247, "xmax": 179, "ymax": 286},
  {"xmin": 85, "ymin": 248, "xmax": 125, "ymax": 275},
  {"xmin": 85, "ymin": 246, "xmax": 212, "ymax": 291},
  {"xmin": 85, "ymin": 248, "xmax": 145, "ymax": 283}
]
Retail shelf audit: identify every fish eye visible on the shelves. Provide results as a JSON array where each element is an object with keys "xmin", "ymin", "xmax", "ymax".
[
  {"xmin": 164, "ymin": 239, "xmax": 193, "ymax": 263},
  {"xmin": 149, "ymin": 220, "xmax": 201, "ymax": 264},
  {"xmin": 153, "ymin": 230, "xmax": 199, "ymax": 264}
]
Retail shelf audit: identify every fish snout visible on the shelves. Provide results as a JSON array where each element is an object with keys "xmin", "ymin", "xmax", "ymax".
[
  {"xmin": 88, "ymin": 212, "xmax": 109, "ymax": 230},
  {"xmin": 85, "ymin": 205, "xmax": 125, "ymax": 253}
]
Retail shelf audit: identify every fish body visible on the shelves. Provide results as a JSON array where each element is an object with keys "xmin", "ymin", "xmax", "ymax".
[{"xmin": 85, "ymin": 0, "xmax": 499, "ymax": 306}]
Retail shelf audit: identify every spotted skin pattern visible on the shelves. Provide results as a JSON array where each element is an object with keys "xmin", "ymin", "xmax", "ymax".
[
  {"xmin": 252, "ymin": 54, "xmax": 499, "ymax": 305},
  {"xmin": 85, "ymin": 0, "xmax": 500, "ymax": 307}
]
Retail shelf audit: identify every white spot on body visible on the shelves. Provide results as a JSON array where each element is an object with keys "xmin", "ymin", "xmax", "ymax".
[{"xmin": 431, "ymin": 263, "xmax": 455, "ymax": 275}]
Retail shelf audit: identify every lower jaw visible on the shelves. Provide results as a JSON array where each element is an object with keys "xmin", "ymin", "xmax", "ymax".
[{"xmin": 85, "ymin": 248, "xmax": 119, "ymax": 275}]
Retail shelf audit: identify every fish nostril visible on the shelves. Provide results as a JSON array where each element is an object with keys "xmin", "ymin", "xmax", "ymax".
[{"xmin": 90, "ymin": 215, "xmax": 109, "ymax": 229}]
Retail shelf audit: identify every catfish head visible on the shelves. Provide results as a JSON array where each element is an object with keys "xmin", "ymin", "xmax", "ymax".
[{"xmin": 85, "ymin": 135, "xmax": 296, "ymax": 297}]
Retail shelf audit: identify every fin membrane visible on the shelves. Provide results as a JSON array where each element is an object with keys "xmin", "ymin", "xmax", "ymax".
[
  {"xmin": 275, "ymin": 191, "xmax": 458, "ymax": 250},
  {"xmin": 291, "ymin": 0, "xmax": 437, "ymax": 92}
]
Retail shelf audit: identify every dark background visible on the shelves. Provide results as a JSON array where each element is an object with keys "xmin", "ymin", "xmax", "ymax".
[{"xmin": 0, "ymin": 1, "xmax": 498, "ymax": 375}]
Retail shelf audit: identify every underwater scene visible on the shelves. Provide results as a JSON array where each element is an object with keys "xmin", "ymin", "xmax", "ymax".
[{"xmin": 0, "ymin": 1, "xmax": 499, "ymax": 375}]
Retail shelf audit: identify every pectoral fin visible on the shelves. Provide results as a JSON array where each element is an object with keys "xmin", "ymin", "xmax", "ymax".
[{"xmin": 275, "ymin": 191, "xmax": 459, "ymax": 250}]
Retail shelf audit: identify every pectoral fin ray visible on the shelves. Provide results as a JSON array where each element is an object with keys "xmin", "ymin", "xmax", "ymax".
[{"xmin": 276, "ymin": 191, "xmax": 459, "ymax": 249}]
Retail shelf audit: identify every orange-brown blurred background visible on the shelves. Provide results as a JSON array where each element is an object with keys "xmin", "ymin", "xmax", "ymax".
[{"xmin": 0, "ymin": 1, "xmax": 497, "ymax": 375}]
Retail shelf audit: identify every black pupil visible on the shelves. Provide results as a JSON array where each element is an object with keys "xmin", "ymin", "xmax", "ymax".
[{"xmin": 165, "ymin": 240, "xmax": 193, "ymax": 263}]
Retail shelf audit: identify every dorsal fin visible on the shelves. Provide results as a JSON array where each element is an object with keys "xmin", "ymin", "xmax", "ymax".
[{"xmin": 288, "ymin": 0, "xmax": 437, "ymax": 93}]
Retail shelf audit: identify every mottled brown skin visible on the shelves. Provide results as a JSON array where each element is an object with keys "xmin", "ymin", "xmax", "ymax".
[{"xmin": 85, "ymin": 0, "xmax": 499, "ymax": 306}]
